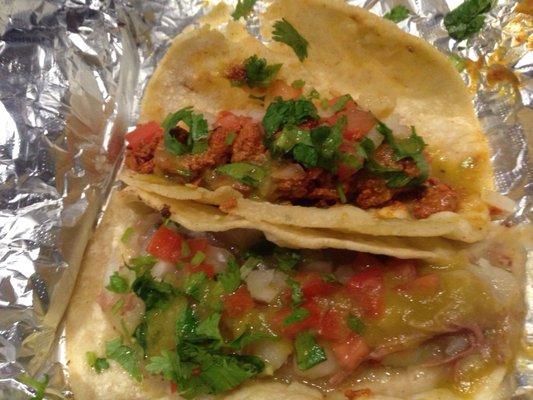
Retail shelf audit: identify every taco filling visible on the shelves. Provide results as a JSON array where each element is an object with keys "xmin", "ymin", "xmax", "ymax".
[
  {"xmin": 125, "ymin": 57, "xmax": 459, "ymax": 220},
  {"xmin": 90, "ymin": 210, "xmax": 519, "ymax": 398}
]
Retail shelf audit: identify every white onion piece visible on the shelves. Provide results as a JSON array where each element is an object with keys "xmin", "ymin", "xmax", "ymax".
[
  {"xmin": 272, "ymin": 163, "xmax": 306, "ymax": 180},
  {"xmin": 380, "ymin": 114, "xmax": 411, "ymax": 138},
  {"xmin": 303, "ymin": 260, "xmax": 333, "ymax": 273},
  {"xmin": 482, "ymin": 190, "xmax": 516, "ymax": 214},
  {"xmin": 121, "ymin": 213, "xmax": 161, "ymax": 260},
  {"xmin": 246, "ymin": 269, "xmax": 288, "ymax": 303},
  {"xmin": 294, "ymin": 347, "xmax": 339, "ymax": 379},
  {"xmin": 334, "ymin": 264, "xmax": 355, "ymax": 284},
  {"xmin": 253, "ymin": 339, "xmax": 293, "ymax": 373},
  {"xmin": 204, "ymin": 245, "xmax": 232, "ymax": 274},
  {"xmin": 151, "ymin": 260, "xmax": 176, "ymax": 280}
]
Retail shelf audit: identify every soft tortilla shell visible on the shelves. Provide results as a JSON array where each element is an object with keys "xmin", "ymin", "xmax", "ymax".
[
  {"xmin": 134, "ymin": 0, "xmax": 492, "ymax": 242},
  {"xmin": 66, "ymin": 190, "xmax": 512, "ymax": 400}
]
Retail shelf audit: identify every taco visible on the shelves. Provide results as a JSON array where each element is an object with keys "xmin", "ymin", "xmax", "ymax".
[
  {"xmin": 66, "ymin": 189, "xmax": 525, "ymax": 400},
  {"xmin": 121, "ymin": 0, "xmax": 500, "ymax": 243}
]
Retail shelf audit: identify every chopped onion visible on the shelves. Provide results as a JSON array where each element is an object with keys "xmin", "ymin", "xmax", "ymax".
[
  {"xmin": 380, "ymin": 114, "xmax": 411, "ymax": 138},
  {"xmin": 334, "ymin": 264, "xmax": 355, "ymax": 284},
  {"xmin": 294, "ymin": 347, "xmax": 339, "ymax": 379},
  {"xmin": 303, "ymin": 260, "xmax": 333, "ymax": 273},
  {"xmin": 245, "ymin": 269, "xmax": 288, "ymax": 303},
  {"xmin": 151, "ymin": 260, "xmax": 176, "ymax": 280},
  {"xmin": 204, "ymin": 245, "xmax": 232, "ymax": 274},
  {"xmin": 253, "ymin": 339, "xmax": 293, "ymax": 373},
  {"xmin": 483, "ymin": 190, "xmax": 516, "ymax": 214},
  {"xmin": 272, "ymin": 163, "xmax": 306, "ymax": 180}
]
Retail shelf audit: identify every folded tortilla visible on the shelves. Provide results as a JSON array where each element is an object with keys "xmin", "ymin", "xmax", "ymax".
[
  {"xmin": 66, "ymin": 190, "xmax": 523, "ymax": 400},
  {"xmin": 123, "ymin": 0, "xmax": 492, "ymax": 243}
]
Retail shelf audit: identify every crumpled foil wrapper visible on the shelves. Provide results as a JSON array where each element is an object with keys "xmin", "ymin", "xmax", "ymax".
[{"xmin": 0, "ymin": 0, "xmax": 530, "ymax": 398}]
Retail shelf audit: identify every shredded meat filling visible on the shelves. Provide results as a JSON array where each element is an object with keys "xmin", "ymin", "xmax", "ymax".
[
  {"xmin": 412, "ymin": 179, "xmax": 459, "ymax": 219},
  {"xmin": 125, "ymin": 135, "xmax": 160, "ymax": 174}
]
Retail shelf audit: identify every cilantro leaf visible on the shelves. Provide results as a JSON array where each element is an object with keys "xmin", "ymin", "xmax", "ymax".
[
  {"xmin": 229, "ymin": 329, "xmax": 276, "ymax": 350},
  {"xmin": 183, "ymin": 272, "xmax": 208, "ymax": 301},
  {"xmin": 294, "ymin": 332, "xmax": 327, "ymax": 370},
  {"xmin": 127, "ymin": 254, "xmax": 157, "ymax": 274},
  {"xmin": 347, "ymin": 314, "xmax": 365, "ymax": 334},
  {"xmin": 162, "ymin": 107, "xmax": 209, "ymax": 155},
  {"xmin": 243, "ymin": 55, "xmax": 282, "ymax": 88},
  {"xmin": 106, "ymin": 338, "xmax": 142, "ymax": 381},
  {"xmin": 106, "ymin": 271, "xmax": 129, "ymax": 293},
  {"xmin": 19, "ymin": 374, "xmax": 49, "ymax": 400},
  {"xmin": 271, "ymin": 126, "xmax": 313, "ymax": 155},
  {"xmin": 146, "ymin": 350, "xmax": 181, "ymax": 380},
  {"xmin": 286, "ymin": 277, "xmax": 303, "ymax": 305},
  {"xmin": 292, "ymin": 143, "xmax": 319, "ymax": 167},
  {"xmin": 321, "ymin": 116, "xmax": 346, "ymax": 159},
  {"xmin": 195, "ymin": 313, "xmax": 223, "ymax": 343},
  {"xmin": 218, "ymin": 259, "xmax": 242, "ymax": 293},
  {"xmin": 176, "ymin": 307, "xmax": 199, "ymax": 343},
  {"xmin": 273, "ymin": 247, "xmax": 301, "ymax": 273},
  {"xmin": 231, "ymin": 0, "xmax": 257, "ymax": 20},
  {"xmin": 198, "ymin": 353, "xmax": 264, "ymax": 393},
  {"xmin": 262, "ymin": 98, "xmax": 318, "ymax": 137},
  {"xmin": 132, "ymin": 271, "xmax": 175, "ymax": 310},
  {"xmin": 216, "ymin": 162, "xmax": 267, "ymax": 187},
  {"xmin": 383, "ymin": 5, "xmax": 410, "ymax": 23},
  {"xmin": 86, "ymin": 351, "xmax": 110, "ymax": 373},
  {"xmin": 190, "ymin": 251, "xmax": 206, "ymax": 266},
  {"xmin": 272, "ymin": 19, "xmax": 309, "ymax": 62},
  {"xmin": 444, "ymin": 0, "xmax": 494, "ymax": 40},
  {"xmin": 373, "ymin": 122, "xmax": 428, "ymax": 188},
  {"xmin": 337, "ymin": 182, "xmax": 347, "ymax": 204},
  {"xmin": 284, "ymin": 307, "xmax": 310, "ymax": 325}
]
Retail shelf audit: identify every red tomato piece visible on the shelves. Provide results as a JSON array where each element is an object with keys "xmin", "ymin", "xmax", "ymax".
[
  {"xmin": 187, "ymin": 238, "xmax": 208, "ymax": 255},
  {"xmin": 268, "ymin": 79, "xmax": 303, "ymax": 100},
  {"xmin": 346, "ymin": 267, "xmax": 385, "ymax": 318},
  {"xmin": 271, "ymin": 300, "xmax": 322, "ymax": 338},
  {"xmin": 332, "ymin": 334, "xmax": 370, "ymax": 370},
  {"xmin": 146, "ymin": 226, "xmax": 183, "ymax": 263},
  {"xmin": 325, "ymin": 100, "xmax": 376, "ymax": 142},
  {"xmin": 185, "ymin": 263, "xmax": 215, "ymax": 279},
  {"xmin": 318, "ymin": 308, "xmax": 351, "ymax": 342},
  {"xmin": 125, "ymin": 121, "xmax": 162, "ymax": 149},
  {"xmin": 170, "ymin": 382, "xmax": 178, "ymax": 394},
  {"xmin": 397, "ymin": 273, "xmax": 440, "ymax": 295},
  {"xmin": 297, "ymin": 272, "xmax": 336, "ymax": 299},
  {"xmin": 223, "ymin": 286, "xmax": 255, "ymax": 318}
]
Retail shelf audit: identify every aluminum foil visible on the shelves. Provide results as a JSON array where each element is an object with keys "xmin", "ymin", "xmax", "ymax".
[{"xmin": 0, "ymin": 0, "xmax": 530, "ymax": 398}]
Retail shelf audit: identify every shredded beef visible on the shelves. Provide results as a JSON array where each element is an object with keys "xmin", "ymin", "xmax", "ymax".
[
  {"xmin": 225, "ymin": 64, "xmax": 246, "ymax": 84},
  {"xmin": 411, "ymin": 179, "xmax": 459, "ymax": 219}
]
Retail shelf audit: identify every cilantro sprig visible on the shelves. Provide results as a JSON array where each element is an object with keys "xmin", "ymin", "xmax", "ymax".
[
  {"xmin": 384, "ymin": 5, "xmax": 410, "ymax": 23},
  {"xmin": 444, "ymin": 0, "xmax": 494, "ymax": 41},
  {"xmin": 294, "ymin": 332, "xmax": 327, "ymax": 370},
  {"xmin": 272, "ymin": 19, "xmax": 309, "ymax": 62},
  {"xmin": 240, "ymin": 55, "xmax": 282, "ymax": 88},
  {"xmin": 231, "ymin": 0, "xmax": 258, "ymax": 20},
  {"xmin": 162, "ymin": 107, "xmax": 209, "ymax": 156}
]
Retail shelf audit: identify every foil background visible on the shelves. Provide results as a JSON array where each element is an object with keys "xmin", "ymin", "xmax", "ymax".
[{"xmin": 0, "ymin": 0, "xmax": 530, "ymax": 398}]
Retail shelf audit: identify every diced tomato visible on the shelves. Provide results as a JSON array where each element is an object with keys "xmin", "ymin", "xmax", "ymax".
[
  {"xmin": 318, "ymin": 308, "xmax": 351, "ymax": 342},
  {"xmin": 346, "ymin": 267, "xmax": 385, "ymax": 318},
  {"xmin": 397, "ymin": 273, "xmax": 440, "ymax": 295},
  {"xmin": 223, "ymin": 286, "xmax": 255, "ymax": 318},
  {"xmin": 269, "ymin": 79, "xmax": 302, "ymax": 100},
  {"xmin": 325, "ymin": 100, "xmax": 376, "ymax": 142},
  {"xmin": 125, "ymin": 121, "xmax": 162, "ymax": 149},
  {"xmin": 187, "ymin": 238, "xmax": 208, "ymax": 255},
  {"xmin": 385, "ymin": 258, "xmax": 418, "ymax": 283},
  {"xmin": 296, "ymin": 272, "xmax": 337, "ymax": 299},
  {"xmin": 146, "ymin": 226, "xmax": 183, "ymax": 263},
  {"xmin": 185, "ymin": 263, "xmax": 215, "ymax": 279},
  {"xmin": 332, "ymin": 333, "xmax": 370, "ymax": 370},
  {"xmin": 337, "ymin": 142, "xmax": 361, "ymax": 181}
]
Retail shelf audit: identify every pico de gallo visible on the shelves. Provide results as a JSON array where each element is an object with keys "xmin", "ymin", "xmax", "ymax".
[
  {"xmin": 125, "ymin": 55, "xmax": 459, "ymax": 219},
  {"xmin": 89, "ymin": 210, "xmax": 518, "ymax": 398}
]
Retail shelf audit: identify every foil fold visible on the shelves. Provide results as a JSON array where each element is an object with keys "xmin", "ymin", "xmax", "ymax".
[{"xmin": 0, "ymin": 0, "xmax": 530, "ymax": 398}]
